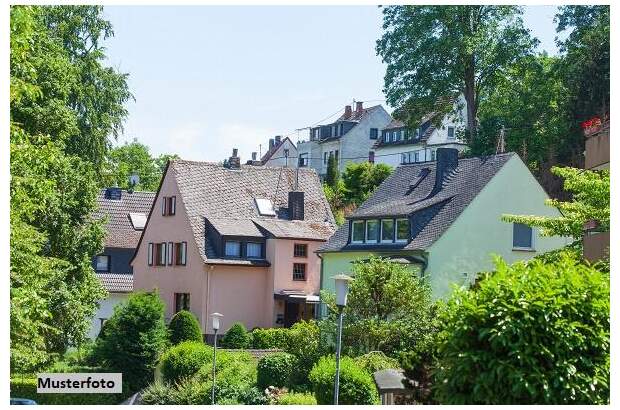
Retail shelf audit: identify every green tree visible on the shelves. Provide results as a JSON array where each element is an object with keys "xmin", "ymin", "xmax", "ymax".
[
  {"xmin": 324, "ymin": 153, "xmax": 339, "ymax": 189},
  {"xmin": 341, "ymin": 161, "xmax": 392, "ymax": 206},
  {"xmin": 321, "ymin": 256, "xmax": 434, "ymax": 356},
  {"xmin": 434, "ymin": 256, "xmax": 609, "ymax": 404},
  {"xmin": 377, "ymin": 6, "xmax": 536, "ymax": 140},
  {"xmin": 168, "ymin": 310, "xmax": 203, "ymax": 345},
  {"xmin": 94, "ymin": 292, "xmax": 168, "ymax": 392},
  {"xmin": 221, "ymin": 322, "xmax": 251, "ymax": 349}
]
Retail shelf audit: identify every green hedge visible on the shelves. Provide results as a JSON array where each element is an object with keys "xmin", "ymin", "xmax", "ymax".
[
  {"xmin": 251, "ymin": 327, "xmax": 289, "ymax": 349},
  {"xmin": 276, "ymin": 392, "xmax": 317, "ymax": 405},
  {"xmin": 221, "ymin": 322, "xmax": 251, "ymax": 349},
  {"xmin": 10, "ymin": 378, "xmax": 124, "ymax": 405},
  {"xmin": 257, "ymin": 352, "xmax": 297, "ymax": 389},
  {"xmin": 309, "ymin": 356, "xmax": 379, "ymax": 405},
  {"xmin": 168, "ymin": 310, "xmax": 203, "ymax": 345},
  {"xmin": 160, "ymin": 341, "xmax": 212, "ymax": 383}
]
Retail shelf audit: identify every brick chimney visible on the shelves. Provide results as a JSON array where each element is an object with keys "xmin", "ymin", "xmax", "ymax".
[
  {"xmin": 251, "ymin": 152, "xmax": 257, "ymax": 161},
  {"xmin": 228, "ymin": 148, "xmax": 241, "ymax": 169},
  {"xmin": 275, "ymin": 135, "xmax": 282, "ymax": 145},
  {"xmin": 344, "ymin": 105, "xmax": 352, "ymax": 119},
  {"xmin": 288, "ymin": 191, "xmax": 304, "ymax": 221},
  {"xmin": 355, "ymin": 101, "xmax": 363, "ymax": 114},
  {"xmin": 429, "ymin": 148, "xmax": 458, "ymax": 197},
  {"xmin": 269, "ymin": 138, "xmax": 275, "ymax": 151}
]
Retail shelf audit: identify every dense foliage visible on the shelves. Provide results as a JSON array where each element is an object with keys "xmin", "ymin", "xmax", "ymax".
[
  {"xmin": 257, "ymin": 352, "xmax": 297, "ymax": 389},
  {"xmin": 434, "ymin": 256, "xmax": 609, "ymax": 404},
  {"xmin": 168, "ymin": 310, "xmax": 203, "ymax": 345},
  {"xmin": 324, "ymin": 153, "xmax": 339, "ymax": 189},
  {"xmin": 309, "ymin": 356, "xmax": 379, "ymax": 405},
  {"xmin": 93, "ymin": 292, "xmax": 168, "ymax": 392},
  {"xmin": 283, "ymin": 320, "xmax": 327, "ymax": 385},
  {"xmin": 354, "ymin": 351, "xmax": 400, "ymax": 374},
  {"xmin": 251, "ymin": 327, "xmax": 289, "ymax": 349},
  {"xmin": 321, "ymin": 256, "xmax": 434, "ymax": 356},
  {"xmin": 160, "ymin": 341, "xmax": 212, "ymax": 383},
  {"xmin": 221, "ymin": 322, "xmax": 251, "ymax": 349},
  {"xmin": 276, "ymin": 392, "xmax": 317, "ymax": 405}
]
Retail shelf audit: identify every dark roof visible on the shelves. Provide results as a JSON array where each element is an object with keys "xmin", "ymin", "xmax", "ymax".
[
  {"xmin": 260, "ymin": 137, "xmax": 296, "ymax": 163},
  {"xmin": 96, "ymin": 273, "xmax": 133, "ymax": 293},
  {"xmin": 319, "ymin": 153, "xmax": 515, "ymax": 252},
  {"xmin": 170, "ymin": 160, "xmax": 336, "ymax": 263},
  {"xmin": 92, "ymin": 189, "xmax": 156, "ymax": 248},
  {"xmin": 336, "ymin": 104, "xmax": 382, "ymax": 122}
]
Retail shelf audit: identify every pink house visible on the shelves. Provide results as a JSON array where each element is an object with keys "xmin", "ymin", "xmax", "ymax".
[{"xmin": 131, "ymin": 151, "xmax": 336, "ymax": 337}]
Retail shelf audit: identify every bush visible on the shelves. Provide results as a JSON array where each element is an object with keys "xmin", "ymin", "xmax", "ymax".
[
  {"xmin": 434, "ymin": 256, "xmax": 610, "ymax": 405},
  {"xmin": 354, "ymin": 351, "xmax": 400, "ymax": 374},
  {"xmin": 160, "ymin": 341, "xmax": 212, "ymax": 383},
  {"xmin": 93, "ymin": 291, "xmax": 168, "ymax": 392},
  {"xmin": 221, "ymin": 322, "xmax": 251, "ymax": 349},
  {"xmin": 257, "ymin": 352, "xmax": 297, "ymax": 389},
  {"xmin": 251, "ymin": 327, "xmax": 289, "ymax": 349},
  {"xmin": 284, "ymin": 320, "xmax": 325, "ymax": 385},
  {"xmin": 141, "ymin": 381, "xmax": 177, "ymax": 405},
  {"xmin": 195, "ymin": 350, "xmax": 257, "ymax": 403},
  {"xmin": 238, "ymin": 386, "xmax": 269, "ymax": 405},
  {"xmin": 168, "ymin": 310, "xmax": 203, "ymax": 345},
  {"xmin": 276, "ymin": 392, "xmax": 317, "ymax": 405},
  {"xmin": 10, "ymin": 378, "xmax": 123, "ymax": 405},
  {"xmin": 309, "ymin": 356, "xmax": 379, "ymax": 405}
]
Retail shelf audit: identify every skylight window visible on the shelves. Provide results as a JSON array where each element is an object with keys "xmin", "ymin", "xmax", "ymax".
[
  {"xmin": 129, "ymin": 212, "xmax": 147, "ymax": 230},
  {"xmin": 255, "ymin": 198, "xmax": 276, "ymax": 216}
]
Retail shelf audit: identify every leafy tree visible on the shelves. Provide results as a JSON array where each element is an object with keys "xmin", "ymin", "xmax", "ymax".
[
  {"xmin": 341, "ymin": 161, "xmax": 392, "ymax": 206},
  {"xmin": 168, "ymin": 310, "xmax": 203, "ymax": 345},
  {"xmin": 377, "ymin": 6, "xmax": 536, "ymax": 140},
  {"xmin": 324, "ymin": 153, "xmax": 339, "ymax": 188},
  {"xmin": 434, "ymin": 256, "xmax": 609, "ymax": 404},
  {"xmin": 94, "ymin": 292, "xmax": 168, "ymax": 392},
  {"xmin": 321, "ymin": 256, "xmax": 434, "ymax": 356},
  {"xmin": 503, "ymin": 167, "xmax": 609, "ymax": 239},
  {"xmin": 155, "ymin": 153, "xmax": 181, "ymax": 174},
  {"xmin": 221, "ymin": 322, "xmax": 251, "ymax": 349}
]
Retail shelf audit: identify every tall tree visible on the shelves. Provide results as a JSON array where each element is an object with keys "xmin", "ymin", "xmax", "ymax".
[
  {"xmin": 376, "ymin": 6, "xmax": 536, "ymax": 141},
  {"xmin": 324, "ymin": 153, "xmax": 339, "ymax": 189}
]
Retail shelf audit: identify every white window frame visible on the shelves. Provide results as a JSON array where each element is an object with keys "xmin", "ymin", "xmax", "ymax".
[
  {"xmin": 148, "ymin": 243, "xmax": 153, "ymax": 266},
  {"xmin": 381, "ymin": 219, "xmax": 395, "ymax": 243},
  {"xmin": 225, "ymin": 241, "xmax": 241, "ymax": 257},
  {"xmin": 447, "ymin": 126, "xmax": 456, "ymax": 140},
  {"xmin": 366, "ymin": 220, "xmax": 379, "ymax": 243},
  {"xmin": 96, "ymin": 255, "xmax": 110, "ymax": 272},
  {"xmin": 246, "ymin": 242, "xmax": 262, "ymax": 259},
  {"xmin": 167, "ymin": 241, "xmax": 174, "ymax": 265},
  {"xmin": 351, "ymin": 220, "xmax": 366, "ymax": 244},
  {"xmin": 395, "ymin": 218, "xmax": 410, "ymax": 243}
]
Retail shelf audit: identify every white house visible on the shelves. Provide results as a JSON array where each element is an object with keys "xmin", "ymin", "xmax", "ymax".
[
  {"xmin": 258, "ymin": 136, "xmax": 299, "ymax": 168},
  {"xmin": 297, "ymin": 101, "xmax": 392, "ymax": 176},
  {"xmin": 373, "ymin": 97, "xmax": 468, "ymax": 168}
]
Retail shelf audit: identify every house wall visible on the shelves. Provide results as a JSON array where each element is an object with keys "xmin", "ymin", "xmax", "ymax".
[
  {"xmin": 265, "ymin": 139, "xmax": 299, "ymax": 168},
  {"xmin": 426, "ymin": 155, "xmax": 570, "ymax": 298},
  {"xmin": 339, "ymin": 107, "xmax": 392, "ymax": 173},
  {"xmin": 88, "ymin": 292, "xmax": 129, "ymax": 339},
  {"xmin": 132, "ymin": 168, "xmax": 210, "ymax": 331},
  {"xmin": 92, "ymin": 247, "xmax": 135, "ymax": 274}
]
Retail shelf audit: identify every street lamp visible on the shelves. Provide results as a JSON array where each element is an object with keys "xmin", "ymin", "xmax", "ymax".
[
  {"xmin": 333, "ymin": 274, "xmax": 353, "ymax": 405},
  {"xmin": 211, "ymin": 312, "xmax": 223, "ymax": 404}
]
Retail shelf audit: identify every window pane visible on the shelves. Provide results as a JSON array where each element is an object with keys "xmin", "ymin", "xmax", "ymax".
[
  {"xmin": 294, "ymin": 244, "xmax": 307, "ymax": 257},
  {"xmin": 293, "ymin": 263, "xmax": 306, "ymax": 281},
  {"xmin": 381, "ymin": 220, "xmax": 394, "ymax": 242},
  {"xmin": 513, "ymin": 223, "xmax": 533, "ymax": 248},
  {"xmin": 96, "ymin": 255, "xmax": 109, "ymax": 271},
  {"xmin": 396, "ymin": 219, "xmax": 410, "ymax": 241},
  {"xmin": 448, "ymin": 127, "xmax": 455, "ymax": 139},
  {"xmin": 352, "ymin": 221, "xmax": 365, "ymax": 243},
  {"xmin": 247, "ymin": 242, "xmax": 262, "ymax": 259},
  {"xmin": 366, "ymin": 220, "xmax": 379, "ymax": 242},
  {"xmin": 225, "ymin": 241, "xmax": 241, "ymax": 257}
]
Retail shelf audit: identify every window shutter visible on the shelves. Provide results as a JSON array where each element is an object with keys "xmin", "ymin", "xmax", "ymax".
[
  {"xmin": 167, "ymin": 241, "xmax": 173, "ymax": 265},
  {"xmin": 159, "ymin": 242, "xmax": 166, "ymax": 265},
  {"xmin": 170, "ymin": 196, "xmax": 176, "ymax": 215},
  {"xmin": 162, "ymin": 196, "xmax": 167, "ymax": 216},
  {"xmin": 181, "ymin": 242, "xmax": 187, "ymax": 265},
  {"xmin": 147, "ymin": 243, "xmax": 153, "ymax": 266}
]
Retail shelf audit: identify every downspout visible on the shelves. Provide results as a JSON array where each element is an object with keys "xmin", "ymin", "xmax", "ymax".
[{"xmin": 317, "ymin": 252, "xmax": 324, "ymax": 319}]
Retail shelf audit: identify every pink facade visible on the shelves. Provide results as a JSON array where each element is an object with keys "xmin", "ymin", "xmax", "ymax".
[{"xmin": 132, "ymin": 165, "xmax": 327, "ymax": 335}]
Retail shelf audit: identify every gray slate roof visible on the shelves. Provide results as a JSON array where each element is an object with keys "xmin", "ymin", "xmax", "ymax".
[
  {"xmin": 319, "ymin": 153, "xmax": 515, "ymax": 252},
  {"xmin": 171, "ymin": 160, "xmax": 336, "ymax": 263},
  {"xmin": 96, "ymin": 272, "xmax": 133, "ymax": 293},
  {"xmin": 92, "ymin": 189, "xmax": 156, "ymax": 248}
]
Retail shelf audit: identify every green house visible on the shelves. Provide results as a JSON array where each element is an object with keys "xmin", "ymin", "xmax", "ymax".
[{"xmin": 318, "ymin": 148, "xmax": 570, "ymax": 300}]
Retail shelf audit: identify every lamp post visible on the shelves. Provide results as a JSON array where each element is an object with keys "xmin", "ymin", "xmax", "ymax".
[
  {"xmin": 333, "ymin": 274, "xmax": 353, "ymax": 405},
  {"xmin": 211, "ymin": 312, "xmax": 223, "ymax": 404}
]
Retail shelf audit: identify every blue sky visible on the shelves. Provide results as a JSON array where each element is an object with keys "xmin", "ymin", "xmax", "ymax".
[{"xmin": 103, "ymin": 5, "xmax": 561, "ymax": 162}]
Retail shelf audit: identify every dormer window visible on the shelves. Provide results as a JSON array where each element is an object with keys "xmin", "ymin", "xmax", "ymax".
[
  {"xmin": 225, "ymin": 241, "xmax": 241, "ymax": 257},
  {"xmin": 366, "ymin": 220, "xmax": 379, "ymax": 242},
  {"xmin": 381, "ymin": 220, "xmax": 395, "ymax": 242},
  {"xmin": 352, "ymin": 221, "xmax": 365, "ymax": 244},
  {"xmin": 396, "ymin": 218, "xmax": 410, "ymax": 242}
]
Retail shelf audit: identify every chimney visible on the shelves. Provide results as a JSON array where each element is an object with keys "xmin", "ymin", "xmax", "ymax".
[
  {"xmin": 429, "ymin": 148, "xmax": 458, "ymax": 197},
  {"xmin": 269, "ymin": 138, "xmax": 275, "ymax": 150},
  {"xmin": 251, "ymin": 152, "xmax": 257, "ymax": 161},
  {"xmin": 344, "ymin": 105, "xmax": 352, "ymax": 119},
  {"xmin": 288, "ymin": 191, "xmax": 304, "ymax": 221},
  {"xmin": 355, "ymin": 101, "xmax": 363, "ymax": 113},
  {"xmin": 275, "ymin": 135, "xmax": 282, "ymax": 145},
  {"xmin": 228, "ymin": 148, "xmax": 241, "ymax": 169}
]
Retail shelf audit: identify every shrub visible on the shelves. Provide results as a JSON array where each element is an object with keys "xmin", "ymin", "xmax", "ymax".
[
  {"xmin": 354, "ymin": 351, "xmax": 400, "ymax": 374},
  {"xmin": 276, "ymin": 392, "xmax": 318, "ymax": 405},
  {"xmin": 221, "ymin": 322, "xmax": 251, "ymax": 349},
  {"xmin": 238, "ymin": 386, "xmax": 269, "ymax": 405},
  {"xmin": 168, "ymin": 310, "xmax": 203, "ymax": 345},
  {"xmin": 94, "ymin": 291, "xmax": 168, "ymax": 392},
  {"xmin": 251, "ymin": 327, "xmax": 289, "ymax": 349},
  {"xmin": 141, "ymin": 381, "xmax": 177, "ymax": 405},
  {"xmin": 309, "ymin": 356, "xmax": 379, "ymax": 405},
  {"xmin": 195, "ymin": 350, "xmax": 257, "ymax": 402},
  {"xmin": 160, "ymin": 341, "xmax": 212, "ymax": 383},
  {"xmin": 257, "ymin": 352, "xmax": 297, "ymax": 389},
  {"xmin": 284, "ymin": 320, "xmax": 325, "ymax": 384},
  {"xmin": 434, "ymin": 256, "xmax": 610, "ymax": 405}
]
